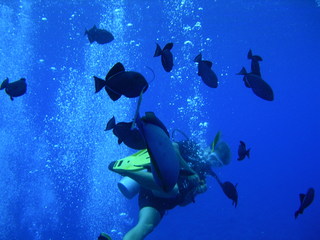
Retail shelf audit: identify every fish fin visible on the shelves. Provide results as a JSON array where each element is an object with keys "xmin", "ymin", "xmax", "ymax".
[
  {"xmin": 84, "ymin": 29, "xmax": 88, "ymax": 36},
  {"xmin": 163, "ymin": 42, "xmax": 173, "ymax": 51},
  {"xmin": 105, "ymin": 87, "xmax": 121, "ymax": 101},
  {"xmin": 142, "ymin": 112, "xmax": 170, "ymax": 137},
  {"xmin": 299, "ymin": 194, "xmax": 306, "ymax": 203},
  {"xmin": 106, "ymin": 62, "xmax": 125, "ymax": 80},
  {"xmin": 153, "ymin": 43, "xmax": 162, "ymax": 57},
  {"xmin": 294, "ymin": 210, "xmax": 300, "ymax": 219},
  {"xmin": 10, "ymin": 96, "xmax": 14, "ymax": 101},
  {"xmin": 243, "ymin": 77, "xmax": 251, "ymax": 88},
  {"xmin": 252, "ymin": 55, "xmax": 263, "ymax": 61},
  {"xmin": 0, "ymin": 78, "xmax": 9, "ymax": 90},
  {"xmin": 94, "ymin": 76, "xmax": 106, "ymax": 93},
  {"xmin": 246, "ymin": 148, "xmax": 251, "ymax": 158},
  {"xmin": 194, "ymin": 53, "xmax": 202, "ymax": 62},
  {"xmin": 240, "ymin": 140, "xmax": 246, "ymax": 147},
  {"xmin": 237, "ymin": 67, "xmax": 247, "ymax": 75},
  {"xmin": 105, "ymin": 116, "xmax": 116, "ymax": 131},
  {"xmin": 247, "ymin": 49, "xmax": 253, "ymax": 59},
  {"xmin": 203, "ymin": 60, "xmax": 213, "ymax": 68},
  {"xmin": 118, "ymin": 138, "xmax": 123, "ymax": 145},
  {"xmin": 211, "ymin": 131, "xmax": 221, "ymax": 152}
]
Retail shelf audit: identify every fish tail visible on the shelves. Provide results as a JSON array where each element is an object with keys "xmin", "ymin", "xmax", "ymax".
[
  {"xmin": 0, "ymin": 78, "xmax": 9, "ymax": 90},
  {"xmin": 94, "ymin": 76, "xmax": 106, "ymax": 93},
  {"xmin": 153, "ymin": 43, "xmax": 162, "ymax": 57}
]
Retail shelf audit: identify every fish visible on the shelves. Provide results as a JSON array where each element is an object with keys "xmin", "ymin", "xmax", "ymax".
[
  {"xmin": 247, "ymin": 49, "xmax": 263, "ymax": 76},
  {"xmin": 0, "ymin": 78, "xmax": 27, "ymax": 100},
  {"xmin": 295, "ymin": 188, "xmax": 315, "ymax": 219},
  {"xmin": 194, "ymin": 53, "xmax": 218, "ymax": 88},
  {"xmin": 105, "ymin": 116, "xmax": 146, "ymax": 150},
  {"xmin": 237, "ymin": 140, "xmax": 250, "ymax": 161},
  {"xmin": 153, "ymin": 43, "xmax": 174, "ymax": 72},
  {"xmin": 207, "ymin": 169, "xmax": 238, "ymax": 207},
  {"xmin": 94, "ymin": 62, "xmax": 148, "ymax": 101},
  {"xmin": 221, "ymin": 181, "xmax": 238, "ymax": 207},
  {"xmin": 85, "ymin": 25, "xmax": 114, "ymax": 44},
  {"xmin": 237, "ymin": 67, "xmax": 274, "ymax": 101}
]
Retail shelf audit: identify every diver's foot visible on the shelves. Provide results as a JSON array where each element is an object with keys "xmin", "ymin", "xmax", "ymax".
[{"xmin": 98, "ymin": 232, "xmax": 112, "ymax": 240}]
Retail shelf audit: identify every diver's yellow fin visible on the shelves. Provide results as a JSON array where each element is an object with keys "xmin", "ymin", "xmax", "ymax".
[
  {"xmin": 111, "ymin": 149, "xmax": 150, "ymax": 172},
  {"xmin": 98, "ymin": 233, "xmax": 112, "ymax": 240},
  {"xmin": 211, "ymin": 131, "xmax": 221, "ymax": 152}
]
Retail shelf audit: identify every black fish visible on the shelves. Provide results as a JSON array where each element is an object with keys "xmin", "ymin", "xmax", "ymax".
[
  {"xmin": 221, "ymin": 181, "xmax": 238, "ymax": 207},
  {"xmin": 0, "ymin": 78, "xmax": 27, "ymax": 100},
  {"xmin": 247, "ymin": 49, "xmax": 263, "ymax": 76},
  {"xmin": 153, "ymin": 43, "xmax": 174, "ymax": 72},
  {"xmin": 85, "ymin": 25, "xmax": 114, "ymax": 44},
  {"xmin": 105, "ymin": 116, "xmax": 146, "ymax": 150},
  {"xmin": 295, "ymin": 188, "xmax": 315, "ymax": 219},
  {"xmin": 94, "ymin": 62, "xmax": 148, "ymax": 101},
  {"xmin": 237, "ymin": 140, "xmax": 250, "ymax": 161},
  {"xmin": 194, "ymin": 53, "xmax": 218, "ymax": 88},
  {"xmin": 207, "ymin": 169, "xmax": 238, "ymax": 207},
  {"xmin": 237, "ymin": 67, "xmax": 274, "ymax": 101}
]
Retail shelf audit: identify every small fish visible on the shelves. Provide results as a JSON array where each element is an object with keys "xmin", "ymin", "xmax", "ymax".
[
  {"xmin": 153, "ymin": 43, "xmax": 174, "ymax": 72},
  {"xmin": 237, "ymin": 140, "xmax": 250, "ymax": 161},
  {"xmin": 94, "ymin": 62, "xmax": 148, "ymax": 101},
  {"xmin": 221, "ymin": 181, "xmax": 238, "ymax": 207},
  {"xmin": 0, "ymin": 78, "xmax": 27, "ymax": 100},
  {"xmin": 237, "ymin": 67, "xmax": 274, "ymax": 101},
  {"xmin": 295, "ymin": 188, "xmax": 315, "ymax": 219},
  {"xmin": 105, "ymin": 116, "xmax": 146, "ymax": 150},
  {"xmin": 85, "ymin": 25, "xmax": 114, "ymax": 44},
  {"xmin": 207, "ymin": 169, "xmax": 238, "ymax": 207},
  {"xmin": 194, "ymin": 53, "xmax": 218, "ymax": 88},
  {"xmin": 247, "ymin": 49, "xmax": 263, "ymax": 76}
]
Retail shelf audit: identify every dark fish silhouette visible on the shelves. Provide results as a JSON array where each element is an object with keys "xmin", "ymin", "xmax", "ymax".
[
  {"xmin": 208, "ymin": 169, "xmax": 238, "ymax": 207},
  {"xmin": 153, "ymin": 43, "xmax": 174, "ymax": 72},
  {"xmin": 85, "ymin": 25, "xmax": 114, "ymax": 44},
  {"xmin": 237, "ymin": 140, "xmax": 250, "ymax": 161},
  {"xmin": 94, "ymin": 62, "xmax": 148, "ymax": 101},
  {"xmin": 105, "ymin": 116, "xmax": 116, "ymax": 131},
  {"xmin": 0, "ymin": 78, "xmax": 27, "ymax": 100},
  {"xmin": 247, "ymin": 49, "xmax": 263, "ymax": 76},
  {"xmin": 105, "ymin": 116, "xmax": 146, "ymax": 150},
  {"xmin": 194, "ymin": 53, "xmax": 218, "ymax": 88},
  {"xmin": 221, "ymin": 181, "xmax": 238, "ymax": 207},
  {"xmin": 295, "ymin": 188, "xmax": 315, "ymax": 219},
  {"xmin": 237, "ymin": 67, "xmax": 274, "ymax": 101}
]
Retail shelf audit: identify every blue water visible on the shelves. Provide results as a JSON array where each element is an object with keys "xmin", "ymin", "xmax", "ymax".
[{"xmin": 0, "ymin": 0, "xmax": 319, "ymax": 239}]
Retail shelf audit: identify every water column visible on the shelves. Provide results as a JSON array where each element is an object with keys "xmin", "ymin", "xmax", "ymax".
[{"xmin": 160, "ymin": 0, "xmax": 211, "ymax": 144}]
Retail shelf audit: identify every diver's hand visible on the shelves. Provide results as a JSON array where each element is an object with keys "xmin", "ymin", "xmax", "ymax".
[
  {"xmin": 187, "ymin": 173, "xmax": 200, "ymax": 186},
  {"xmin": 196, "ymin": 180, "xmax": 207, "ymax": 193}
]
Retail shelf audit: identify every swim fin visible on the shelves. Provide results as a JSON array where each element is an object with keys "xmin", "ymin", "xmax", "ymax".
[
  {"xmin": 109, "ymin": 149, "xmax": 151, "ymax": 174},
  {"xmin": 98, "ymin": 233, "xmax": 112, "ymax": 240}
]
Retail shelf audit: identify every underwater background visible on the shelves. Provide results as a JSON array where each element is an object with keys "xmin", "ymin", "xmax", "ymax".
[{"xmin": 0, "ymin": 0, "xmax": 319, "ymax": 239}]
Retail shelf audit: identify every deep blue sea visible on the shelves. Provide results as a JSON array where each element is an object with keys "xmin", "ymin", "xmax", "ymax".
[{"xmin": 1, "ymin": 0, "xmax": 319, "ymax": 239}]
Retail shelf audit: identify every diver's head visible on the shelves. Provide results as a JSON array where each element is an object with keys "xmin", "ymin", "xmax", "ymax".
[{"xmin": 205, "ymin": 141, "xmax": 231, "ymax": 167}]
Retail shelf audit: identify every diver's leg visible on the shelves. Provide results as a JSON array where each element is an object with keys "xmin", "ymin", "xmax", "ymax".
[
  {"xmin": 123, "ymin": 171, "xmax": 178, "ymax": 197},
  {"xmin": 123, "ymin": 207, "xmax": 162, "ymax": 240}
]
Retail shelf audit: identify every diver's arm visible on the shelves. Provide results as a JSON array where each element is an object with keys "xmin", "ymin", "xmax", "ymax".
[{"xmin": 172, "ymin": 142, "xmax": 197, "ymax": 175}]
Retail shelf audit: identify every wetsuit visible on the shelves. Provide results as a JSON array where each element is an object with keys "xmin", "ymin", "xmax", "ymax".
[{"xmin": 138, "ymin": 140, "xmax": 204, "ymax": 217}]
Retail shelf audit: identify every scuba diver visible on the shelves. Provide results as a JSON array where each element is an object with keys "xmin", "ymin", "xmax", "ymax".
[{"xmin": 99, "ymin": 130, "xmax": 237, "ymax": 240}]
